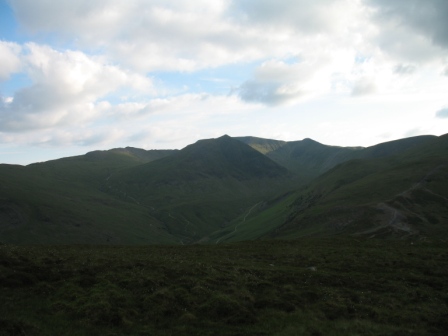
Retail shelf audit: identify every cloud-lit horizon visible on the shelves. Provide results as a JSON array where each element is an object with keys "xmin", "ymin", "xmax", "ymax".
[{"xmin": 1, "ymin": 0, "xmax": 447, "ymax": 164}]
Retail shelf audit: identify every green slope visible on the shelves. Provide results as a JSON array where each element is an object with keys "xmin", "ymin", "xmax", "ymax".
[
  {"xmin": 237, "ymin": 135, "xmax": 436, "ymax": 182},
  {"xmin": 27, "ymin": 147, "xmax": 175, "ymax": 188},
  {"xmin": 0, "ymin": 148, "xmax": 178, "ymax": 244},
  {"xmin": 235, "ymin": 136, "xmax": 287, "ymax": 154},
  {"xmin": 232, "ymin": 134, "xmax": 448, "ymax": 241},
  {"xmin": 107, "ymin": 135, "xmax": 293, "ymax": 242},
  {"xmin": 354, "ymin": 135, "xmax": 436, "ymax": 159},
  {"xmin": 0, "ymin": 133, "xmax": 445, "ymax": 245}
]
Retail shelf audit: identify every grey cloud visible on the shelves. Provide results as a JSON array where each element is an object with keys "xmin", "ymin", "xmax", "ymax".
[
  {"xmin": 230, "ymin": 0, "xmax": 346, "ymax": 33},
  {"xmin": 0, "ymin": 82, "xmax": 85, "ymax": 132},
  {"xmin": 394, "ymin": 64, "xmax": 417, "ymax": 75},
  {"xmin": 368, "ymin": 0, "xmax": 448, "ymax": 49},
  {"xmin": 236, "ymin": 80, "xmax": 302, "ymax": 106},
  {"xmin": 435, "ymin": 107, "xmax": 448, "ymax": 118},
  {"xmin": 351, "ymin": 79, "xmax": 376, "ymax": 97}
]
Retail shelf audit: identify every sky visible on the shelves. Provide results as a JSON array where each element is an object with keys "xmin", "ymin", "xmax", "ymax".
[{"xmin": 0, "ymin": 0, "xmax": 447, "ymax": 165}]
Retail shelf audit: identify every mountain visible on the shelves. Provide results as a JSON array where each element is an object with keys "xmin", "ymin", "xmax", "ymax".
[
  {"xmin": 114, "ymin": 135, "xmax": 289, "ymax": 183},
  {"xmin": 0, "ymin": 133, "xmax": 446, "ymax": 244},
  {"xmin": 237, "ymin": 135, "xmax": 436, "ymax": 182},
  {"xmin": 0, "ymin": 148, "xmax": 177, "ymax": 244},
  {"xmin": 218, "ymin": 134, "xmax": 448, "ymax": 242},
  {"xmin": 106, "ymin": 135, "xmax": 292, "ymax": 242},
  {"xmin": 27, "ymin": 147, "xmax": 176, "ymax": 187}
]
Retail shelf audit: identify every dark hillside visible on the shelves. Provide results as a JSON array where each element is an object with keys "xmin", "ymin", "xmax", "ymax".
[
  {"xmin": 269, "ymin": 134, "xmax": 448, "ymax": 240},
  {"xmin": 109, "ymin": 135, "xmax": 289, "ymax": 188},
  {"xmin": 27, "ymin": 147, "xmax": 175, "ymax": 187},
  {"xmin": 0, "ymin": 148, "xmax": 177, "ymax": 244},
  {"xmin": 0, "ymin": 133, "xmax": 445, "ymax": 245},
  {"xmin": 237, "ymin": 135, "xmax": 438, "ymax": 184},
  {"xmin": 106, "ymin": 135, "xmax": 292, "ymax": 241}
]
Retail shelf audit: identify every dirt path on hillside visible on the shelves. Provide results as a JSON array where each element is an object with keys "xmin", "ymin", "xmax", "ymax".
[
  {"xmin": 368, "ymin": 164, "xmax": 448, "ymax": 237},
  {"xmin": 376, "ymin": 202, "xmax": 412, "ymax": 233},
  {"xmin": 399, "ymin": 164, "xmax": 447, "ymax": 197}
]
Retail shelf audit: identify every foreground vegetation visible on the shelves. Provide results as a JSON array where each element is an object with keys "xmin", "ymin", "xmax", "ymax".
[{"xmin": 1, "ymin": 239, "xmax": 447, "ymax": 335}]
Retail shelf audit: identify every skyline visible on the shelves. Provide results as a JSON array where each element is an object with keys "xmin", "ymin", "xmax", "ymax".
[{"xmin": 1, "ymin": 0, "xmax": 448, "ymax": 165}]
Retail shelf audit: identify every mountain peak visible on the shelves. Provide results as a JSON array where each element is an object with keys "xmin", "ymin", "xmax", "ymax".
[
  {"xmin": 158, "ymin": 135, "xmax": 290, "ymax": 180},
  {"xmin": 301, "ymin": 138, "xmax": 320, "ymax": 145}
]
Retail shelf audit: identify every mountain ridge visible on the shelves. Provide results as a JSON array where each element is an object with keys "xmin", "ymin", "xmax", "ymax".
[{"xmin": 0, "ymin": 133, "xmax": 446, "ymax": 244}]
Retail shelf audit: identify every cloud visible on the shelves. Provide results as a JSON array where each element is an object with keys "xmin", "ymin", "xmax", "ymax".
[
  {"xmin": 368, "ymin": 0, "xmax": 448, "ymax": 49},
  {"xmin": 0, "ymin": 43, "xmax": 153, "ymax": 132},
  {"xmin": 394, "ymin": 64, "xmax": 417, "ymax": 75},
  {"xmin": 8, "ymin": 0, "xmax": 265, "ymax": 72},
  {"xmin": 367, "ymin": 0, "xmax": 448, "ymax": 63},
  {"xmin": 230, "ymin": 0, "xmax": 359, "ymax": 34},
  {"xmin": 351, "ymin": 78, "xmax": 377, "ymax": 96},
  {"xmin": 0, "ymin": 91, "xmax": 256, "ymax": 151},
  {"xmin": 235, "ymin": 48, "xmax": 362, "ymax": 106},
  {"xmin": 7, "ymin": 0, "xmax": 448, "ymax": 74},
  {"xmin": 435, "ymin": 107, "xmax": 448, "ymax": 118},
  {"xmin": 237, "ymin": 80, "xmax": 303, "ymax": 106},
  {"xmin": 3, "ymin": 0, "xmax": 448, "ymax": 156},
  {"xmin": 0, "ymin": 41, "xmax": 22, "ymax": 80},
  {"xmin": 7, "ymin": 0, "xmax": 366, "ymax": 73}
]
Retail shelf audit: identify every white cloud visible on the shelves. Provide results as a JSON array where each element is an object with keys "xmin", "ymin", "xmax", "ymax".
[
  {"xmin": 7, "ymin": 1, "xmax": 448, "ymax": 74},
  {"xmin": 0, "ymin": 90, "xmax": 256, "ymax": 151},
  {"xmin": 0, "ymin": 41, "xmax": 22, "ymax": 80},
  {"xmin": 7, "ymin": 0, "xmax": 367, "ymax": 73},
  {"xmin": 2, "ymin": 0, "xmax": 448, "ymax": 162},
  {"xmin": 0, "ymin": 43, "xmax": 153, "ymax": 132},
  {"xmin": 8, "ymin": 0, "xmax": 263, "ymax": 72}
]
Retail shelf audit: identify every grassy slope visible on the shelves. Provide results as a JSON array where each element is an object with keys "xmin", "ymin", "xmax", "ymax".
[
  {"xmin": 0, "ymin": 149, "xmax": 178, "ymax": 244},
  {"xmin": 107, "ymin": 135, "xmax": 294, "ymax": 241},
  {"xmin": 1, "ymin": 239, "xmax": 447, "ymax": 335},
  {"xmin": 235, "ymin": 136, "xmax": 287, "ymax": 154},
  {"xmin": 0, "ymin": 136, "xmax": 294, "ymax": 245},
  {"xmin": 27, "ymin": 147, "xmax": 175, "ymax": 188},
  {"xmin": 238, "ymin": 135, "xmax": 435, "ymax": 182},
  {"xmin": 214, "ymin": 135, "xmax": 445, "ymax": 242},
  {"xmin": 239, "ymin": 134, "xmax": 448, "ymax": 241},
  {"xmin": 0, "ymin": 134, "xmax": 444, "ymax": 244}
]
